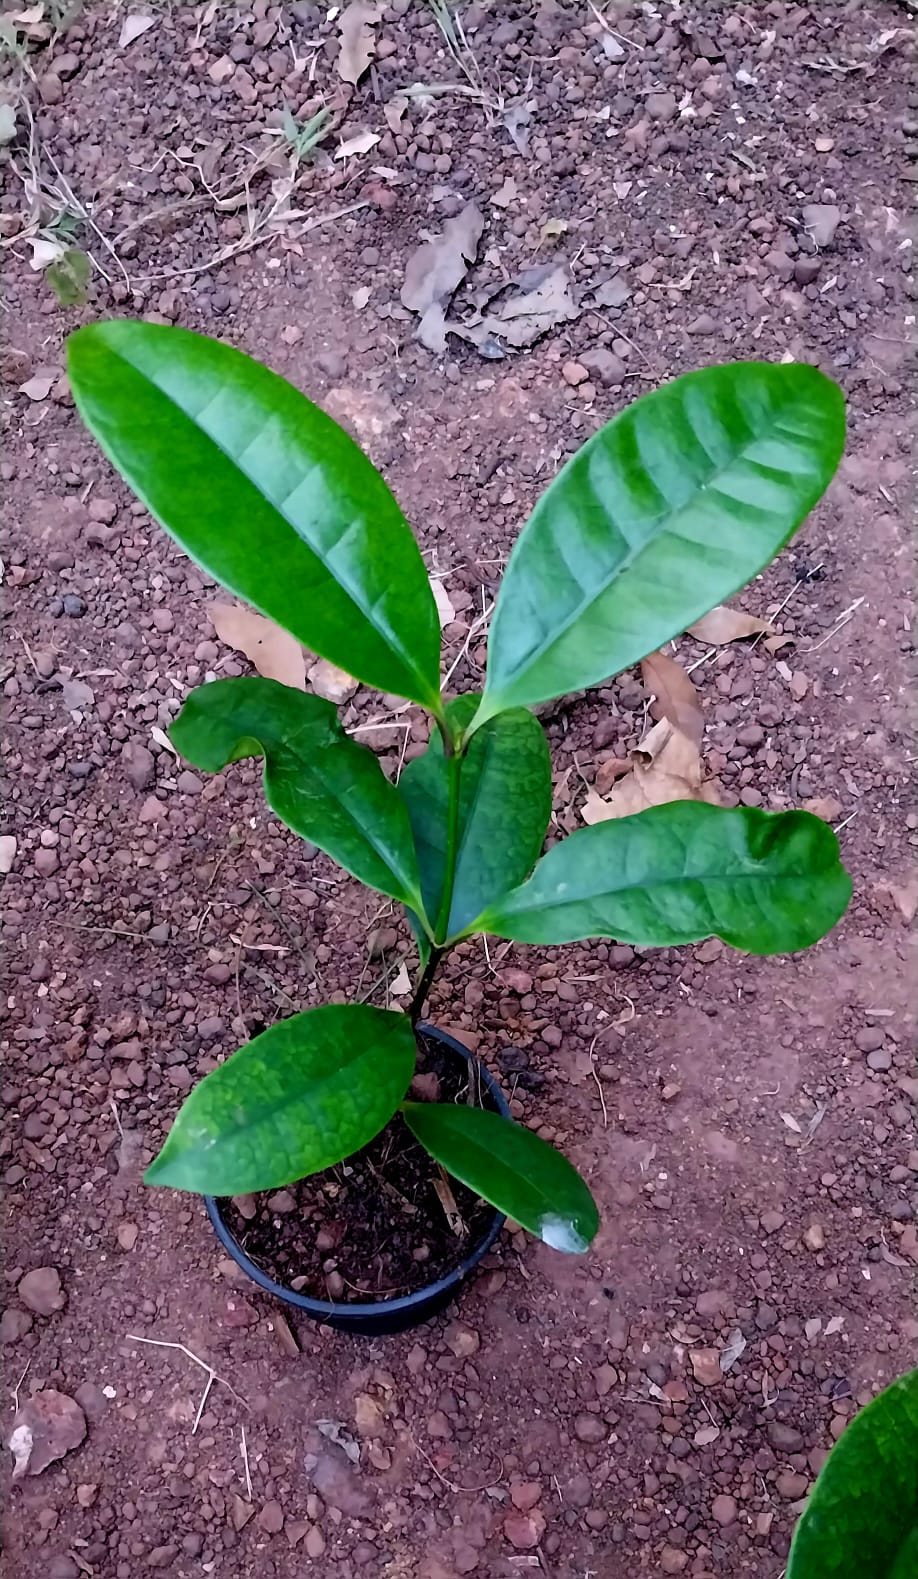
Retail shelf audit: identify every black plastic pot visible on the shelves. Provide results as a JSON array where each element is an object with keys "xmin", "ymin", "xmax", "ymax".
[{"xmin": 204, "ymin": 1024, "xmax": 509, "ymax": 1336}]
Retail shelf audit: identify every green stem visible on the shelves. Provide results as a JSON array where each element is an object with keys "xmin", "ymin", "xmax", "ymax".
[
  {"xmin": 409, "ymin": 946, "xmax": 443, "ymax": 1026},
  {"xmin": 434, "ymin": 742, "xmax": 462, "ymax": 943}
]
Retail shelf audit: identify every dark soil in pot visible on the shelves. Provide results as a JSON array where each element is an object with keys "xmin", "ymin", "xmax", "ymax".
[{"xmin": 218, "ymin": 1028, "xmax": 502, "ymax": 1305}]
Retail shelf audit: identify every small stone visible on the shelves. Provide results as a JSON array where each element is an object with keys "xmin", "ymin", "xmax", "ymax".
[
  {"xmin": 151, "ymin": 608, "xmax": 174, "ymax": 633},
  {"xmin": 855, "ymin": 1026, "xmax": 885, "ymax": 1054},
  {"xmin": 317, "ymin": 349, "xmax": 347, "ymax": 378},
  {"xmin": 580, "ymin": 348, "xmax": 626, "ymax": 387},
  {"xmin": 197, "ymin": 1015, "xmax": 225, "ymax": 1040},
  {"xmin": 445, "ymin": 1324, "xmax": 479, "ymax": 1358},
  {"xmin": 231, "ymin": 1496, "xmax": 255, "ymax": 1530},
  {"xmin": 646, "ymin": 90, "xmax": 676, "ymax": 121},
  {"xmin": 121, "ymin": 742, "xmax": 155, "ymax": 790},
  {"xmin": 0, "ymin": 1309, "xmax": 34, "ymax": 1343},
  {"xmin": 794, "ymin": 256, "xmax": 822, "ymax": 286},
  {"xmin": 426, "ymin": 1410, "xmax": 452, "ymax": 1439},
  {"xmin": 47, "ymin": 1559, "xmax": 79, "ymax": 1579},
  {"xmin": 266, "ymin": 1189, "xmax": 296, "ymax": 1214},
  {"xmin": 258, "ymin": 1499, "xmax": 284, "ymax": 1534},
  {"xmin": 775, "ymin": 1470, "xmax": 810, "ymax": 1501},
  {"xmin": 573, "ymin": 1412, "xmax": 606, "ymax": 1443},
  {"xmin": 712, "ymin": 1493, "xmax": 737, "ymax": 1526},
  {"xmin": 87, "ymin": 497, "xmax": 116, "ymax": 523},
  {"xmin": 35, "ymin": 848, "xmax": 59, "ymax": 878},
  {"xmin": 562, "ymin": 360, "xmax": 589, "ymax": 387},
  {"xmin": 148, "ymin": 1546, "xmax": 178, "ymax": 1570},
  {"xmin": 39, "ymin": 72, "xmax": 63, "ymax": 105},
  {"xmin": 690, "ymin": 1348, "xmax": 723, "ymax": 1387},
  {"xmin": 801, "ymin": 203, "xmax": 841, "ymax": 248},
  {"xmin": 18, "ymin": 1266, "xmax": 66, "ymax": 1316},
  {"xmin": 304, "ymin": 1526, "xmax": 326, "ymax": 1558},
  {"xmin": 803, "ymin": 1222, "xmax": 826, "ymax": 1252},
  {"xmin": 76, "ymin": 1483, "xmax": 98, "ymax": 1508},
  {"xmin": 503, "ymin": 1509, "xmax": 546, "ymax": 1550},
  {"xmin": 867, "ymin": 1048, "xmax": 892, "ymax": 1072},
  {"xmin": 768, "ymin": 1421, "xmax": 804, "ymax": 1452},
  {"xmin": 176, "ymin": 770, "xmax": 203, "ymax": 795},
  {"xmin": 62, "ymin": 594, "xmax": 85, "ymax": 617},
  {"xmin": 761, "ymin": 1210, "xmax": 785, "ymax": 1234},
  {"xmin": 116, "ymin": 1223, "xmax": 138, "ymax": 1252},
  {"xmin": 661, "ymin": 1547, "xmax": 689, "ymax": 1574},
  {"xmin": 510, "ymin": 1481, "xmax": 542, "ymax": 1512},
  {"xmin": 501, "ymin": 969, "xmax": 533, "ymax": 995},
  {"xmin": 687, "ymin": 312, "xmax": 717, "ymax": 335},
  {"xmin": 10, "ymin": 1390, "xmax": 86, "ymax": 1477},
  {"xmin": 73, "ymin": 1383, "xmax": 106, "ymax": 1421}
]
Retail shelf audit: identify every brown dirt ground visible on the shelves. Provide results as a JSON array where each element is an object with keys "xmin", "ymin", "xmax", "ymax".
[{"xmin": 2, "ymin": 3, "xmax": 917, "ymax": 1577}]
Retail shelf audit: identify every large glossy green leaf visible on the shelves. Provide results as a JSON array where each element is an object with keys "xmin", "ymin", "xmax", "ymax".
[
  {"xmin": 402, "ymin": 1101, "xmax": 598, "ymax": 1252},
  {"xmin": 172, "ymin": 677, "xmax": 425, "ymax": 914},
  {"xmin": 478, "ymin": 802, "xmax": 851, "ymax": 953},
  {"xmin": 398, "ymin": 693, "xmax": 551, "ymax": 938},
  {"xmin": 476, "ymin": 362, "xmax": 844, "ymax": 723},
  {"xmin": 67, "ymin": 321, "xmax": 442, "ymax": 710},
  {"xmin": 788, "ymin": 1369, "xmax": 918, "ymax": 1579},
  {"xmin": 145, "ymin": 1005, "xmax": 416, "ymax": 1194}
]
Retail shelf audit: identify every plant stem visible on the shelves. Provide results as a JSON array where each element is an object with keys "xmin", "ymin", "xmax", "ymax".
[
  {"xmin": 434, "ymin": 741, "xmax": 462, "ymax": 942},
  {"xmin": 409, "ymin": 722, "xmax": 464, "ymax": 1026},
  {"xmin": 409, "ymin": 946, "xmax": 443, "ymax": 1026}
]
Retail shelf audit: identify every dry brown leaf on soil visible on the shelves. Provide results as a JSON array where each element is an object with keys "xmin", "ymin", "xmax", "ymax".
[
  {"xmin": 686, "ymin": 605, "xmax": 774, "ymax": 644},
  {"xmin": 19, "ymin": 368, "xmax": 59, "ymax": 402},
  {"xmin": 337, "ymin": 2, "xmax": 382, "ymax": 86},
  {"xmin": 803, "ymin": 795, "xmax": 843, "ymax": 823},
  {"xmin": 335, "ymin": 130, "xmax": 380, "ymax": 161},
  {"xmin": 429, "ymin": 577, "xmax": 456, "ymax": 628},
  {"xmin": 209, "ymin": 603, "xmax": 306, "ymax": 689},
  {"xmin": 308, "ymin": 657, "xmax": 358, "ymax": 705},
  {"xmin": 9, "ymin": 1390, "xmax": 87, "ymax": 1479},
  {"xmin": 451, "ymin": 263, "xmax": 580, "ymax": 359},
  {"xmin": 593, "ymin": 755, "xmax": 633, "ymax": 795},
  {"xmin": 641, "ymin": 650, "xmax": 704, "ymax": 750},
  {"xmin": 583, "ymin": 717, "xmax": 721, "ymax": 824},
  {"xmin": 118, "ymin": 13, "xmax": 156, "ymax": 48},
  {"xmin": 400, "ymin": 202, "xmax": 484, "ymax": 355}
]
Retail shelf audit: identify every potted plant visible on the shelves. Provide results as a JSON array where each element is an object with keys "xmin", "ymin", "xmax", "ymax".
[{"xmin": 67, "ymin": 322, "xmax": 851, "ymax": 1334}]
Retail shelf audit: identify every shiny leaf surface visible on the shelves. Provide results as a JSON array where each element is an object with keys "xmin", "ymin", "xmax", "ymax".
[
  {"xmin": 398, "ymin": 694, "xmax": 551, "ymax": 937},
  {"xmin": 67, "ymin": 321, "xmax": 442, "ymax": 708},
  {"xmin": 172, "ymin": 677, "xmax": 424, "ymax": 912},
  {"xmin": 402, "ymin": 1101, "xmax": 598, "ymax": 1252},
  {"xmin": 788, "ymin": 1369, "xmax": 918, "ymax": 1579},
  {"xmin": 478, "ymin": 362, "xmax": 844, "ymax": 720},
  {"xmin": 145, "ymin": 1006, "xmax": 416, "ymax": 1194},
  {"xmin": 479, "ymin": 802, "xmax": 851, "ymax": 953}
]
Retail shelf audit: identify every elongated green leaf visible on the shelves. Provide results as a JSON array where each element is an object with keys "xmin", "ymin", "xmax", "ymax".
[
  {"xmin": 146, "ymin": 1005, "xmax": 416, "ymax": 1194},
  {"xmin": 788, "ymin": 1369, "xmax": 918, "ymax": 1579},
  {"xmin": 477, "ymin": 362, "xmax": 844, "ymax": 722},
  {"xmin": 398, "ymin": 694, "xmax": 551, "ymax": 938},
  {"xmin": 402, "ymin": 1101, "xmax": 598, "ymax": 1252},
  {"xmin": 478, "ymin": 802, "xmax": 851, "ymax": 953},
  {"xmin": 67, "ymin": 321, "xmax": 442, "ymax": 710},
  {"xmin": 172, "ymin": 677, "xmax": 425, "ymax": 913}
]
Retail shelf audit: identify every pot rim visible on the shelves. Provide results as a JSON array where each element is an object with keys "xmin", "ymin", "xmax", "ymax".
[{"xmin": 204, "ymin": 1022, "xmax": 508, "ymax": 1320}]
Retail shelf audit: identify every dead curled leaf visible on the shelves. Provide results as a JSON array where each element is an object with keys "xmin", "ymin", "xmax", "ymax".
[
  {"xmin": 451, "ymin": 263, "xmax": 580, "ymax": 358},
  {"xmin": 642, "ymin": 650, "xmax": 703, "ymax": 750},
  {"xmin": 308, "ymin": 657, "xmax": 357, "ymax": 705},
  {"xmin": 686, "ymin": 605, "xmax": 774, "ymax": 644},
  {"xmin": 337, "ymin": 1, "xmax": 381, "ymax": 86},
  {"xmin": 584, "ymin": 655, "xmax": 719, "ymax": 824},
  {"xmin": 8, "ymin": 1390, "xmax": 86, "ymax": 1479},
  {"xmin": 400, "ymin": 202, "xmax": 485, "ymax": 355},
  {"xmin": 209, "ymin": 603, "xmax": 306, "ymax": 689}
]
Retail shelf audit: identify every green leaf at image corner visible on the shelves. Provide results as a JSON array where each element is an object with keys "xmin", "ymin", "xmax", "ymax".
[
  {"xmin": 145, "ymin": 1005, "xmax": 417, "ymax": 1195},
  {"xmin": 477, "ymin": 361, "xmax": 845, "ymax": 723},
  {"xmin": 402, "ymin": 1100, "xmax": 598, "ymax": 1252},
  {"xmin": 171, "ymin": 676, "xmax": 425, "ymax": 913},
  {"xmin": 478, "ymin": 802, "xmax": 851, "ymax": 954},
  {"xmin": 397, "ymin": 693, "xmax": 552, "ymax": 938},
  {"xmin": 66, "ymin": 321, "xmax": 442, "ymax": 710},
  {"xmin": 787, "ymin": 1369, "xmax": 918, "ymax": 1579}
]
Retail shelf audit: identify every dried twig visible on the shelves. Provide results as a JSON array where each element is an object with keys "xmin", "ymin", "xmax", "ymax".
[
  {"xmin": 240, "ymin": 1425, "xmax": 253, "ymax": 1500},
  {"xmin": 126, "ymin": 1334, "xmax": 248, "ymax": 1434},
  {"xmin": 588, "ymin": 1033, "xmax": 608, "ymax": 1129}
]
